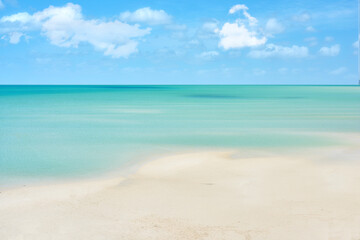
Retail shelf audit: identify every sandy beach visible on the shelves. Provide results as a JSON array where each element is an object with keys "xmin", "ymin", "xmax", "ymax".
[
  {"xmin": 1, "ymin": 147, "xmax": 359, "ymax": 240},
  {"xmin": 0, "ymin": 0, "xmax": 358, "ymax": 236}
]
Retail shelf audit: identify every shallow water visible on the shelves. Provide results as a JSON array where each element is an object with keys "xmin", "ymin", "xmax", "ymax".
[{"xmin": 0, "ymin": 85, "xmax": 359, "ymax": 184}]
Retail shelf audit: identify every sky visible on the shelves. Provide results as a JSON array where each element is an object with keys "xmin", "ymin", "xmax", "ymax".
[{"xmin": 0, "ymin": 0, "xmax": 358, "ymax": 84}]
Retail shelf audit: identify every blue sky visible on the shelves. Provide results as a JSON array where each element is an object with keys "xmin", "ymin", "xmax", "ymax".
[{"xmin": 0, "ymin": 0, "xmax": 358, "ymax": 84}]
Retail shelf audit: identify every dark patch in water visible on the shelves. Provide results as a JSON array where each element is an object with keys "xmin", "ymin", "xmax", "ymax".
[
  {"xmin": 96, "ymin": 86, "xmax": 167, "ymax": 90},
  {"xmin": 186, "ymin": 94, "xmax": 241, "ymax": 99},
  {"xmin": 186, "ymin": 94, "xmax": 304, "ymax": 100},
  {"xmin": 280, "ymin": 97, "xmax": 304, "ymax": 99}
]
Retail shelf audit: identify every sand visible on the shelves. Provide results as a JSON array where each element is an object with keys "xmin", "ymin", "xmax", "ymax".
[{"xmin": 1, "ymin": 148, "xmax": 360, "ymax": 240}]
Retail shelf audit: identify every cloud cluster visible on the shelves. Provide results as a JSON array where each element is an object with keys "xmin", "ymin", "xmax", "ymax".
[
  {"xmin": 319, "ymin": 44, "xmax": 340, "ymax": 56},
  {"xmin": 248, "ymin": 44, "xmax": 309, "ymax": 58},
  {"xmin": 120, "ymin": 7, "xmax": 171, "ymax": 25},
  {"xmin": 1, "ymin": 3, "xmax": 151, "ymax": 58},
  {"xmin": 0, "ymin": 2, "xmax": 349, "ymax": 62},
  {"xmin": 216, "ymin": 4, "xmax": 266, "ymax": 50}
]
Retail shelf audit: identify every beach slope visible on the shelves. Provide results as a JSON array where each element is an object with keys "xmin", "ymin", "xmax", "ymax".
[{"xmin": 1, "ymin": 150, "xmax": 360, "ymax": 240}]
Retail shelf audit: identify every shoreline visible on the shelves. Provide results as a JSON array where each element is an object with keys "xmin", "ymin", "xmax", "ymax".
[
  {"xmin": 1, "ymin": 130, "xmax": 358, "ymax": 191},
  {"xmin": 1, "ymin": 147, "xmax": 360, "ymax": 239}
]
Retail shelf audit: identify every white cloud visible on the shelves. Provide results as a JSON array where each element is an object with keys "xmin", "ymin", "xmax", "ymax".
[
  {"xmin": 217, "ymin": 22, "xmax": 266, "ymax": 49},
  {"xmin": 265, "ymin": 18, "xmax": 284, "ymax": 35},
  {"xmin": 306, "ymin": 26, "xmax": 316, "ymax": 32},
  {"xmin": 228, "ymin": 4, "xmax": 257, "ymax": 26},
  {"xmin": 319, "ymin": 44, "xmax": 340, "ymax": 56},
  {"xmin": 353, "ymin": 40, "xmax": 359, "ymax": 49},
  {"xmin": 120, "ymin": 7, "xmax": 171, "ymax": 25},
  {"xmin": 1, "ymin": 12, "xmax": 33, "ymax": 23},
  {"xmin": 1, "ymin": 31, "xmax": 27, "ymax": 44},
  {"xmin": 197, "ymin": 51, "xmax": 219, "ymax": 60},
  {"xmin": 1, "ymin": 3, "xmax": 151, "ymax": 58},
  {"xmin": 216, "ymin": 5, "xmax": 266, "ymax": 50},
  {"xmin": 353, "ymin": 38, "xmax": 359, "ymax": 55},
  {"xmin": 304, "ymin": 37, "xmax": 317, "ymax": 46},
  {"xmin": 229, "ymin": 4, "xmax": 248, "ymax": 14},
  {"xmin": 197, "ymin": 21, "xmax": 218, "ymax": 39},
  {"xmin": 248, "ymin": 44, "xmax": 309, "ymax": 58},
  {"xmin": 0, "ymin": 0, "xmax": 4, "ymax": 9},
  {"xmin": 293, "ymin": 13, "xmax": 311, "ymax": 22},
  {"xmin": 353, "ymin": 35, "xmax": 359, "ymax": 55},
  {"xmin": 8, "ymin": 32, "xmax": 23, "ymax": 44},
  {"xmin": 202, "ymin": 21, "xmax": 218, "ymax": 32},
  {"xmin": 330, "ymin": 67, "xmax": 347, "ymax": 75}
]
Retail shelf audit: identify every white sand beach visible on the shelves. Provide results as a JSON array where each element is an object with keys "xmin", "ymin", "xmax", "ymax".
[{"xmin": 1, "ymin": 148, "xmax": 360, "ymax": 240}]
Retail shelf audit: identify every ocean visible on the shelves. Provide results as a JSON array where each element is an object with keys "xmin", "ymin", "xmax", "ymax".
[{"xmin": 0, "ymin": 85, "xmax": 359, "ymax": 185}]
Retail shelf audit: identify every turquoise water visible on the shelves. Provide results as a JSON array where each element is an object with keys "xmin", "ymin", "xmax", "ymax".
[{"xmin": 0, "ymin": 86, "xmax": 359, "ymax": 184}]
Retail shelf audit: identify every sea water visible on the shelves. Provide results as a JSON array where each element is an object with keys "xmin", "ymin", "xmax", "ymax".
[{"xmin": 0, "ymin": 85, "xmax": 359, "ymax": 185}]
